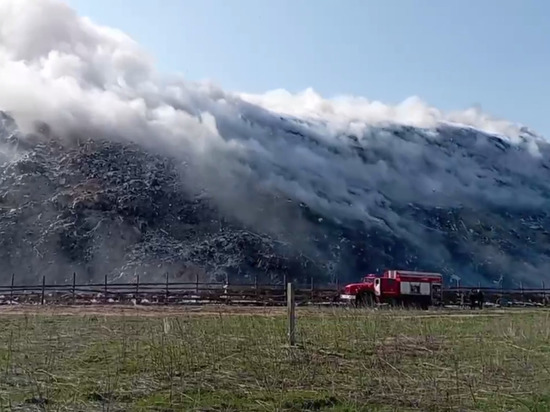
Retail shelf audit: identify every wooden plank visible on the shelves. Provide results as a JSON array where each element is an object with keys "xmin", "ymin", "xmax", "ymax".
[
  {"xmin": 41, "ymin": 275, "xmax": 45, "ymax": 305},
  {"xmin": 287, "ymin": 282, "xmax": 296, "ymax": 346}
]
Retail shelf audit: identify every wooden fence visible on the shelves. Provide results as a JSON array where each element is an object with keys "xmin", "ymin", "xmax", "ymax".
[{"xmin": 0, "ymin": 274, "xmax": 549, "ymax": 307}]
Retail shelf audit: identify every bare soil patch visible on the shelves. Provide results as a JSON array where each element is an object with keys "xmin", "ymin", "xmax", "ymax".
[{"xmin": 0, "ymin": 303, "xmax": 544, "ymax": 319}]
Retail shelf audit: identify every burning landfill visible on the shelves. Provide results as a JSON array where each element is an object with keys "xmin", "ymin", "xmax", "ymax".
[
  {"xmin": 1, "ymin": 0, "xmax": 550, "ymax": 288},
  {"xmin": 1, "ymin": 110, "xmax": 550, "ymax": 288}
]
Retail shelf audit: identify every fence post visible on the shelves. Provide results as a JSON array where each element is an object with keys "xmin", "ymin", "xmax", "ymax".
[
  {"xmin": 41, "ymin": 275, "xmax": 45, "ymax": 305},
  {"xmin": 195, "ymin": 272, "xmax": 199, "ymax": 294},
  {"xmin": 72, "ymin": 272, "xmax": 76, "ymax": 305},
  {"xmin": 165, "ymin": 273, "xmax": 169, "ymax": 305},
  {"xmin": 520, "ymin": 281, "xmax": 524, "ymax": 303},
  {"xmin": 287, "ymin": 282, "xmax": 296, "ymax": 346},
  {"xmin": 310, "ymin": 277, "xmax": 314, "ymax": 301},
  {"xmin": 10, "ymin": 273, "xmax": 14, "ymax": 303},
  {"xmin": 135, "ymin": 275, "xmax": 140, "ymax": 301},
  {"xmin": 104, "ymin": 275, "xmax": 108, "ymax": 303},
  {"xmin": 283, "ymin": 275, "xmax": 287, "ymax": 301}
]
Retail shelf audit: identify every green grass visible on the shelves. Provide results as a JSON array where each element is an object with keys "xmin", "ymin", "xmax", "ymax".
[{"xmin": 0, "ymin": 308, "xmax": 550, "ymax": 411}]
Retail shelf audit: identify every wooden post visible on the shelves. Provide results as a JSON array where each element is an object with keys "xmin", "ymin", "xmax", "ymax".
[
  {"xmin": 287, "ymin": 282, "xmax": 296, "ymax": 346},
  {"xmin": 195, "ymin": 272, "xmax": 199, "ymax": 294},
  {"xmin": 72, "ymin": 272, "xmax": 76, "ymax": 305},
  {"xmin": 165, "ymin": 273, "xmax": 169, "ymax": 305},
  {"xmin": 10, "ymin": 273, "xmax": 14, "ymax": 303},
  {"xmin": 104, "ymin": 275, "xmax": 108, "ymax": 303},
  {"xmin": 41, "ymin": 275, "xmax": 45, "ymax": 305},
  {"xmin": 135, "ymin": 275, "xmax": 140, "ymax": 300},
  {"xmin": 283, "ymin": 275, "xmax": 287, "ymax": 301},
  {"xmin": 520, "ymin": 281, "xmax": 524, "ymax": 303}
]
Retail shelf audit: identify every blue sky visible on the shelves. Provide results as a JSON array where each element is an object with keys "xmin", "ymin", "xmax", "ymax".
[{"xmin": 66, "ymin": 0, "xmax": 549, "ymax": 136}]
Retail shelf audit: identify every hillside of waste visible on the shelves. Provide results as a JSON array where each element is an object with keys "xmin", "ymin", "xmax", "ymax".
[{"xmin": 0, "ymin": 111, "xmax": 549, "ymax": 288}]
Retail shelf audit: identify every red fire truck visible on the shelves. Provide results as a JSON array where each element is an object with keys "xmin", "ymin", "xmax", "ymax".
[{"xmin": 340, "ymin": 270, "xmax": 443, "ymax": 309}]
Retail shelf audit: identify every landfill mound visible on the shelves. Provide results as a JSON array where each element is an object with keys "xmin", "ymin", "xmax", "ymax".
[
  {"xmin": 1, "ymin": 111, "xmax": 550, "ymax": 287},
  {"xmin": 0, "ymin": 119, "xmax": 332, "ymax": 285}
]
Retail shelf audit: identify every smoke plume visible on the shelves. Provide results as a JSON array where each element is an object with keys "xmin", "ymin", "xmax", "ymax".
[{"xmin": 1, "ymin": 0, "xmax": 549, "ymax": 286}]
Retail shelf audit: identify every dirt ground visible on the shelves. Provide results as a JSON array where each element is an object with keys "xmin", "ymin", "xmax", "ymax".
[
  {"xmin": 0, "ymin": 303, "xmax": 286, "ymax": 317},
  {"xmin": 0, "ymin": 303, "xmax": 545, "ymax": 318}
]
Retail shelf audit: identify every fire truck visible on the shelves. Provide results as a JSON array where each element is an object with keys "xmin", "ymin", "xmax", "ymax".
[{"xmin": 340, "ymin": 270, "xmax": 443, "ymax": 309}]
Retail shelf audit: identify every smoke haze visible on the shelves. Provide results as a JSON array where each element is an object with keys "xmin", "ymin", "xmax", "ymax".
[{"xmin": 1, "ymin": 0, "xmax": 550, "ymax": 286}]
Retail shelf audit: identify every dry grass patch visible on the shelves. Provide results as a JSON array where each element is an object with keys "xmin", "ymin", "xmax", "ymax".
[{"xmin": 0, "ymin": 307, "xmax": 549, "ymax": 411}]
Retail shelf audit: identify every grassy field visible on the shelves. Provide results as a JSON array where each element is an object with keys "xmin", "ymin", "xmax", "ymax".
[{"xmin": 0, "ymin": 306, "xmax": 549, "ymax": 411}]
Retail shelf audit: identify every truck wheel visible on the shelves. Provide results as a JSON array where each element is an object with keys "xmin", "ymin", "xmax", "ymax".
[
  {"xmin": 356, "ymin": 292, "xmax": 375, "ymax": 308},
  {"xmin": 418, "ymin": 297, "xmax": 432, "ymax": 310}
]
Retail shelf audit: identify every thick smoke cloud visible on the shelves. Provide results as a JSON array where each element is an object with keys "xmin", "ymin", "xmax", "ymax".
[
  {"xmin": 240, "ymin": 89, "xmax": 526, "ymax": 142},
  {"xmin": 1, "ymin": 0, "xmax": 550, "ymax": 286}
]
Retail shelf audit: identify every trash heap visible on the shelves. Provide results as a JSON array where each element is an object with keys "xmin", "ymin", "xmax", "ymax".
[
  {"xmin": 0, "ymin": 119, "xmax": 332, "ymax": 284},
  {"xmin": 0, "ymin": 111, "xmax": 549, "ymax": 288}
]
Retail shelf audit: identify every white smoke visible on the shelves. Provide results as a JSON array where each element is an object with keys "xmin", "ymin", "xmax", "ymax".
[
  {"xmin": 0, "ymin": 0, "xmax": 549, "ymax": 237},
  {"xmin": 240, "ymin": 89, "xmax": 525, "ymax": 141}
]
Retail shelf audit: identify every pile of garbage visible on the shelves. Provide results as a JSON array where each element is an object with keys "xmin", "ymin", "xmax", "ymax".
[
  {"xmin": 0, "ymin": 120, "xmax": 332, "ymax": 284},
  {"xmin": 0, "ymin": 111, "xmax": 549, "ymax": 288}
]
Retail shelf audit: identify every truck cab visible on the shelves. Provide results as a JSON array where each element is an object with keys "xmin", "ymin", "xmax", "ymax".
[{"xmin": 340, "ymin": 274, "xmax": 379, "ymax": 306}]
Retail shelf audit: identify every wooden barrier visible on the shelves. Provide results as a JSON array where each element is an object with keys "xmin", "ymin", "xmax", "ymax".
[{"xmin": 0, "ymin": 274, "xmax": 549, "ymax": 307}]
